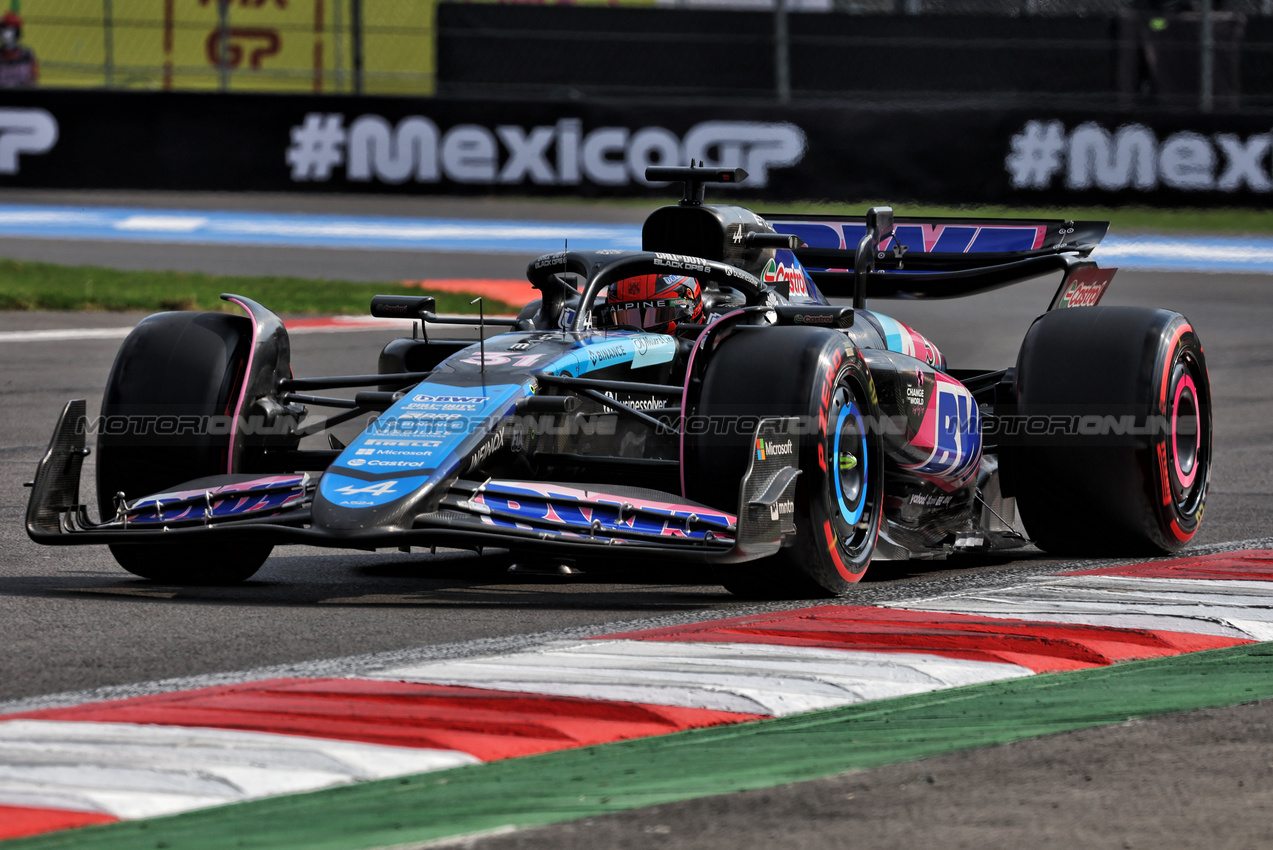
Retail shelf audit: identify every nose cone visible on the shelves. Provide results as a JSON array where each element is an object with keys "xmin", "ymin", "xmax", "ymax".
[{"xmin": 312, "ymin": 382, "xmax": 525, "ymax": 532}]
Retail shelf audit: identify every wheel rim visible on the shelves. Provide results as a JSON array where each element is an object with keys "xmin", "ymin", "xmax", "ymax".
[
  {"xmin": 827, "ymin": 384, "xmax": 874, "ymax": 564},
  {"xmin": 1167, "ymin": 350, "xmax": 1207, "ymax": 514},
  {"xmin": 832, "ymin": 392, "xmax": 867, "ymax": 525}
]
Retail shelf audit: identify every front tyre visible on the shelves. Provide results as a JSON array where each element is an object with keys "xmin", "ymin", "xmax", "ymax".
[
  {"xmin": 1008, "ymin": 306, "xmax": 1211, "ymax": 555},
  {"xmin": 689, "ymin": 327, "xmax": 883, "ymax": 598},
  {"xmin": 107, "ymin": 540, "xmax": 273, "ymax": 585},
  {"xmin": 97, "ymin": 311, "xmax": 273, "ymax": 584}
]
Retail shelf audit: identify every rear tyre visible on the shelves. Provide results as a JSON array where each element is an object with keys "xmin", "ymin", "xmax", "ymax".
[
  {"xmin": 689, "ymin": 327, "xmax": 883, "ymax": 598},
  {"xmin": 1008, "ymin": 306, "xmax": 1211, "ymax": 555},
  {"xmin": 97, "ymin": 311, "xmax": 272, "ymax": 584}
]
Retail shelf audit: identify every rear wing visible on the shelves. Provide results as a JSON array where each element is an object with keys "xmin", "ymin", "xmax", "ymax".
[{"xmin": 763, "ymin": 211, "xmax": 1111, "ymax": 306}]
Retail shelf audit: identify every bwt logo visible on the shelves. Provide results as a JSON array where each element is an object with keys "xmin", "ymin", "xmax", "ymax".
[
  {"xmin": 0, "ymin": 109, "xmax": 57, "ymax": 174},
  {"xmin": 1006, "ymin": 119, "xmax": 1273, "ymax": 193},
  {"xmin": 286, "ymin": 113, "xmax": 807, "ymax": 189}
]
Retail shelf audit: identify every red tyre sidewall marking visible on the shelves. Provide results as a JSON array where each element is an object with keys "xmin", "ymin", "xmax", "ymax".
[
  {"xmin": 818, "ymin": 347, "xmax": 869, "ymax": 582},
  {"xmin": 1156, "ymin": 323, "xmax": 1196, "ymax": 542}
]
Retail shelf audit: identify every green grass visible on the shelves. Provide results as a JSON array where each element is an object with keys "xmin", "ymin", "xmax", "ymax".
[{"xmin": 0, "ymin": 259, "xmax": 516, "ymax": 314}]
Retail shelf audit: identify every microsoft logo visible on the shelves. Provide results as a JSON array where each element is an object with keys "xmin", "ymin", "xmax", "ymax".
[{"xmin": 756, "ymin": 438, "xmax": 794, "ymax": 461}]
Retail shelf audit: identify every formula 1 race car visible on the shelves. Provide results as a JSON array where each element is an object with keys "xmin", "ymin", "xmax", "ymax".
[{"xmin": 26, "ymin": 167, "xmax": 1211, "ymax": 598}]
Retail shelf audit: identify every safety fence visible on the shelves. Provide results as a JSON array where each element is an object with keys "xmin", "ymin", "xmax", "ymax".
[
  {"xmin": 9, "ymin": 1, "xmax": 1273, "ymax": 106},
  {"xmin": 434, "ymin": 3, "xmax": 1273, "ymax": 110},
  {"xmin": 15, "ymin": 0, "xmax": 434, "ymax": 95}
]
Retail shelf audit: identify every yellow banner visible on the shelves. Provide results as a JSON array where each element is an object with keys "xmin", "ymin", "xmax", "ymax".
[{"xmin": 21, "ymin": 0, "xmax": 435, "ymax": 95}]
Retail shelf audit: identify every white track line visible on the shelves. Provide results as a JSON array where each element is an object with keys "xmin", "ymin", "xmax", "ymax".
[
  {"xmin": 0, "ymin": 315, "xmax": 491, "ymax": 344},
  {"xmin": 0, "ymin": 328, "xmax": 133, "ymax": 343},
  {"xmin": 0, "ymin": 720, "xmax": 477, "ymax": 819}
]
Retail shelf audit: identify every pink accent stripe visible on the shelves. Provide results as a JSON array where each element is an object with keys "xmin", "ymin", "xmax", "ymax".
[
  {"xmin": 223, "ymin": 296, "xmax": 258, "ymax": 476},
  {"xmin": 283, "ymin": 316, "xmax": 404, "ymax": 332},
  {"xmin": 8, "ymin": 678, "xmax": 761, "ymax": 763},
  {"xmin": 601, "ymin": 605, "xmax": 1249, "ymax": 674},
  {"xmin": 283, "ymin": 315, "xmax": 515, "ymax": 333},
  {"xmin": 1063, "ymin": 550, "xmax": 1273, "ymax": 582},
  {"xmin": 0, "ymin": 806, "xmax": 117, "ymax": 841}
]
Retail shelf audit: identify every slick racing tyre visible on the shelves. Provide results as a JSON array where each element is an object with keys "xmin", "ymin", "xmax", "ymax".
[
  {"xmin": 1006, "ymin": 306, "xmax": 1211, "ymax": 555},
  {"xmin": 96, "ymin": 311, "xmax": 272, "ymax": 584},
  {"xmin": 689, "ymin": 326, "xmax": 883, "ymax": 598}
]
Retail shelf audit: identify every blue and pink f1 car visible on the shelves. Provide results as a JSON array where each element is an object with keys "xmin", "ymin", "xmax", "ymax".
[{"xmin": 26, "ymin": 168, "xmax": 1211, "ymax": 597}]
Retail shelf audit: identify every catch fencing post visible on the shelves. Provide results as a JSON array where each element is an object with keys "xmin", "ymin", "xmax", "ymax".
[
  {"xmin": 103, "ymin": 0, "xmax": 115, "ymax": 88},
  {"xmin": 351, "ymin": 0, "xmax": 364, "ymax": 96},
  {"xmin": 217, "ymin": 0, "xmax": 230, "ymax": 91},
  {"xmin": 1201, "ymin": 0, "xmax": 1214, "ymax": 113},
  {"xmin": 775, "ymin": 0, "xmax": 790, "ymax": 103}
]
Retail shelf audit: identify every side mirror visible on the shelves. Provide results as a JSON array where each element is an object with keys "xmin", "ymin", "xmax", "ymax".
[{"xmin": 370, "ymin": 295, "xmax": 437, "ymax": 320}]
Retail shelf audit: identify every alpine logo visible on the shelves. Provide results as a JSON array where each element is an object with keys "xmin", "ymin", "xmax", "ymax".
[{"xmin": 334, "ymin": 480, "xmax": 400, "ymax": 497}]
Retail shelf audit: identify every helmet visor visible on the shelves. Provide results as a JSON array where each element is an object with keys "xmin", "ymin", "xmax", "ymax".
[{"xmin": 605, "ymin": 298, "xmax": 694, "ymax": 329}]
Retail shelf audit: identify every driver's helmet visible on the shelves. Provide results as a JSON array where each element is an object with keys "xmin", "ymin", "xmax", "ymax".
[{"xmin": 601, "ymin": 274, "xmax": 703, "ymax": 334}]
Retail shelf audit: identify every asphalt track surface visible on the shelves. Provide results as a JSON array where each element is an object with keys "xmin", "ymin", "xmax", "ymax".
[{"xmin": 0, "ymin": 190, "xmax": 1271, "ymax": 847}]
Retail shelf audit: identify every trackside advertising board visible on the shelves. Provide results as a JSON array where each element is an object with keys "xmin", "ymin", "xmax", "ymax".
[{"xmin": 3, "ymin": 89, "xmax": 1273, "ymax": 206}]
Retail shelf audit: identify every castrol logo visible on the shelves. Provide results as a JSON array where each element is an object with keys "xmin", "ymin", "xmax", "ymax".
[{"xmin": 1057, "ymin": 268, "xmax": 1116, "ymax": 309}]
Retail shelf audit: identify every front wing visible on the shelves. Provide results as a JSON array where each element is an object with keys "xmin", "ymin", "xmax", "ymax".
[{"xmin": 27, "ymin": 400, "xmax": 800, "ymax": 566}]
